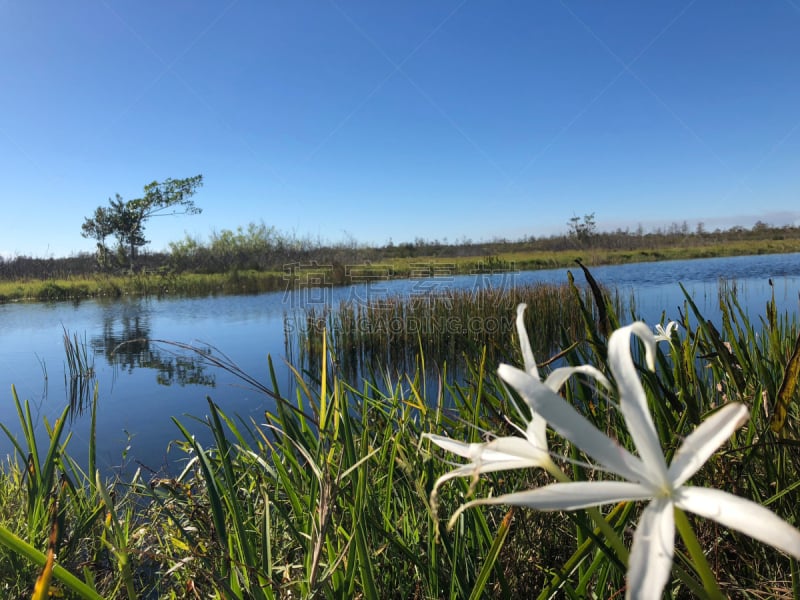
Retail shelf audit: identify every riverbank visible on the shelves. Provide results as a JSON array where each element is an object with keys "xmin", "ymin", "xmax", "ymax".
[{"xmin": 2, "ymin": 236, "xmax": 799, "ymax": 303}]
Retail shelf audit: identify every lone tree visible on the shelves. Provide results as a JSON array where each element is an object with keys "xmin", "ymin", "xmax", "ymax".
[
  {"xmin": 567, "ymin": 212, "xmax": 597, "ymax": 246},
  {"xmin": 81, "ymin": 203, "xmax": 116, "ymax": 269},
  {"xmin": 82, "ymin": 175, "xmax": 203, "ymax": 271}
]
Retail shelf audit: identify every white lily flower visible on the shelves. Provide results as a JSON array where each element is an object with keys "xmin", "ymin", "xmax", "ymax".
[
  {"xmin": 424, "ymin": 304, "xmax": 610, "ymax": 499},
  {"xmin": 654, "ymin": 321, "xmax": 678, "ymax": 343},
  {"xmin": 454, "ymin": 321, "xmax": 800, "ymax": 600}
]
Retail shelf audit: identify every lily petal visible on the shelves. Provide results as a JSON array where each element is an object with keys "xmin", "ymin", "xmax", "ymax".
[
  {"xmin": 425, "ymin": 434, "xmax": 551, "ymax": 496},
  {"xmin": 668, "ymin": 403, "xmax": 749, "ymax": 486},
  {"xmin": 626, "ymin": 497, "xmax": 675, "ymax": 600},
  {"xmin": 544, "ymin": 365, "xmax": 612, "ymax": 394},
  {"xmin": 430, "ymin": 459, "xmax": 537, "ymax": 493},
  {"xmin": 676, "ymin": 487, "xmax": 800, "ymax": 560},
  {"xmin": 526, "ymin": 412, "xmax": 548, "ymax": 452},
  {"xmin": 515, "ymin": 303, "xmax": 539, "ymax": 378},
  {"xmin": 424, "ymin": 434, "xmax": 545, "ymax": 466},
  {"xmin": 654, "ymin": 321, "xmax": 678, "ymax": 343},
  {"xmin": 484, "ymin": 436, "xmax": 549, "ymax": 463},
  {"xmin": 423, "ymin": 434, "xmax": 484, "ymax": 459},
  {"xmin": 608, "ymin": 323, "xmax": 669, "ymax": 484},
  {"xmin": 498, "ymin": 364, "xmax": 648, "ymax": 482},
  {"xmin": 459, "ymin": 480, "xmax": 653, "ymax": 511},
  {"xmin": 430, "ymin": 466, "xmax": 487, "ymax": 493}
]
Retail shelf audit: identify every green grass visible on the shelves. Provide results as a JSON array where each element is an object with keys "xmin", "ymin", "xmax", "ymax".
[
  {"xmin": 0, "ymin": 270, "xmax": 286, "ymax": 303},
  {"xmin": 0, "ymin": 276, "xmax": 798, "ymax": 597},
  {"xmin": 292, "ymin": 282, "xmax": 598, "ymax": 381},
  {"xmin": 492, "ymin": 237, "xmax": 800, "ymax": 271}
]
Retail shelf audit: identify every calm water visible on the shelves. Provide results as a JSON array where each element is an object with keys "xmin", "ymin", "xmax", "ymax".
[{"xmin": 1, "ymin": 253, "xmax": 798, "ymax": 475}]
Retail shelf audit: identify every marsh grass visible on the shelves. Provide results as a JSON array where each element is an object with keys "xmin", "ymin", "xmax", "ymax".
[
  {"xmin": 63, "ymin": 327, "xmax": 94, "ymax": 380},
  {"xmin": 495, "ymin": 238, "xmax": 800, "ymax": 272},
  {"xmin": 0, "ymin": 270, "xmax": 286, "ymax": 303},
  {"xmin": 291, "ymin": 282, "xmax": 601, "ymax": 381},
  {"xmin": 0, "ymin": 387, "xmax": 110, "ymax": 599},
  {"xmin": 0, "ymin": 274, "xmax": 798, "ymax": 597},
  {"xmin": 63, "ymin": 327, "xmax": 97, "ymax": 418}
]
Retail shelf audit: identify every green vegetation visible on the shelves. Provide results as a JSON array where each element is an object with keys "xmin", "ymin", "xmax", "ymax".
[
  {"xmin": 0, "ymin": 275, "xmax": 798, "ymax": 597},
  {"xmin": 292, "ymin": 282, "xmax": 595, "ymax": 379},
  {"xmin": 2, "ymin": 217, "xmax": 800, "ymax": 303},
  {"xmin": 0, "ymin": 270, "xmax": 287, "ymax": 303},
  {"xmin": 81, "ymin": 175, "xmax": 203, "ymax": 272}
]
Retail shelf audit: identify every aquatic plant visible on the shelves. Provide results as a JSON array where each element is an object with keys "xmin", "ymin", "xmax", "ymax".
[
  {"xmin": 63, "ymin": 326, "xmax": 97, "ymax": 416},
  {"xmin": 291, "ymin": 282, "xmax": 598, "ymax": 380},
  {"xmin": 62, "ymin": 326, "xmax": 95, "ymax": 381}
]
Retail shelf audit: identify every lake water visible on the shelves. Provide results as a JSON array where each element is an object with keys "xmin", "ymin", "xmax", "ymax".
[{"xmin": 1, "ymin": 253, "xmax": 798, "ymax": 476}]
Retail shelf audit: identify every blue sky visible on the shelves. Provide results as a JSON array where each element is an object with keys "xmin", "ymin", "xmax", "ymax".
[{"xmin": 2, "ymin": 1, "xmax": 799, "ymax": 258}]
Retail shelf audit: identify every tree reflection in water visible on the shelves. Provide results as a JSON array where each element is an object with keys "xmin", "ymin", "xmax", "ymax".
[{"xmin": 91, "ymin": 306, "xmax": 216, "ymax": 388}]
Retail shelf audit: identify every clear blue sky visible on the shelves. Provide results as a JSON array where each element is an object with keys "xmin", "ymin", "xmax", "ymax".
[{"xmin": 2, "ymin": 1, "xmax": 799, "ymax": 258}]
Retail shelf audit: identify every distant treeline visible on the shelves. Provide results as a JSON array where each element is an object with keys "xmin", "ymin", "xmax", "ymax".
[{"xmin": 2, "ymin": 219, "xmax": 799, "ymax": 281}]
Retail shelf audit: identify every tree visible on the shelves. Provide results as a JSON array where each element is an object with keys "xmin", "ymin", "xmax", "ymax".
[
  {"xmin": 567, "ymin": 212, "xmax": 597, "ymax": 245},
  {"xmin": 82, "ymin": 175, "xmax": 203, "ymax": 271},
  {"xmin": 695, "ymin": 221, "xmax": 706, "ymax": 236},
  {"xmin": 81, "ymin": 204, "xmax": 116, "ymax": 269}
]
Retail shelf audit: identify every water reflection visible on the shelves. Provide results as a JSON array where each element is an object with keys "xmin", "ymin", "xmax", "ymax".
[
  {"xmin": 90, "ymin": 303, "xmax": 216, "ymax": 388},
  {"xmin": 62, "ymin": 327, "xmax": 97, "ymax": 418},
  {"xmin": 65, "ymin": 375, "xmax": 96, "ymax": 419}
]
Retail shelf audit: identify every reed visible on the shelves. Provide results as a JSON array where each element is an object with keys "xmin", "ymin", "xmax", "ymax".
[
  {"xmin": 0, "ymin": 270, "xmax": 287, "ymax": 303},
  {"xmin": 291, "ymin": 282, "xmax": 603, "ymax": 380},
  {"xmin": 62, "ymin": 326, "xmax": 97, "ymax": 417},
  {"xmin": 63, "ymin": 327, "xmax": 95, "ymax": 380},
  {"xmin": 0, "ymin": 387, "xmax": 108, "ymax": 598}
]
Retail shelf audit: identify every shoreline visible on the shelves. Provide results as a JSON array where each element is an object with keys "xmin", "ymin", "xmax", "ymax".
[{"xmin": 2, "ymin": 239, "xmax": 799, "ymax": 304}]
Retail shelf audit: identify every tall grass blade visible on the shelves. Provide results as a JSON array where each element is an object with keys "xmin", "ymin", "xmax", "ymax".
[
  {"xmin": 574, "ymin": 258, "xmax": 610, "ymax": 337},
  {"xmin": 31, "ymin": 476, "xmax": 65, "ymax": 600},
  {"xmin": 0, "ymin": 526, "xmax": 105, "ymax": 600},
  {"xmin": 468, "ymin": 507, "xmax": 513, "ymax": 600},
  {"xmin": 95, "ymin": 471, "xmax": 137, "ymax": 600},
  {"xmin": 770, "ymin": 328, "xmax": 800, "ymax": 433}
]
